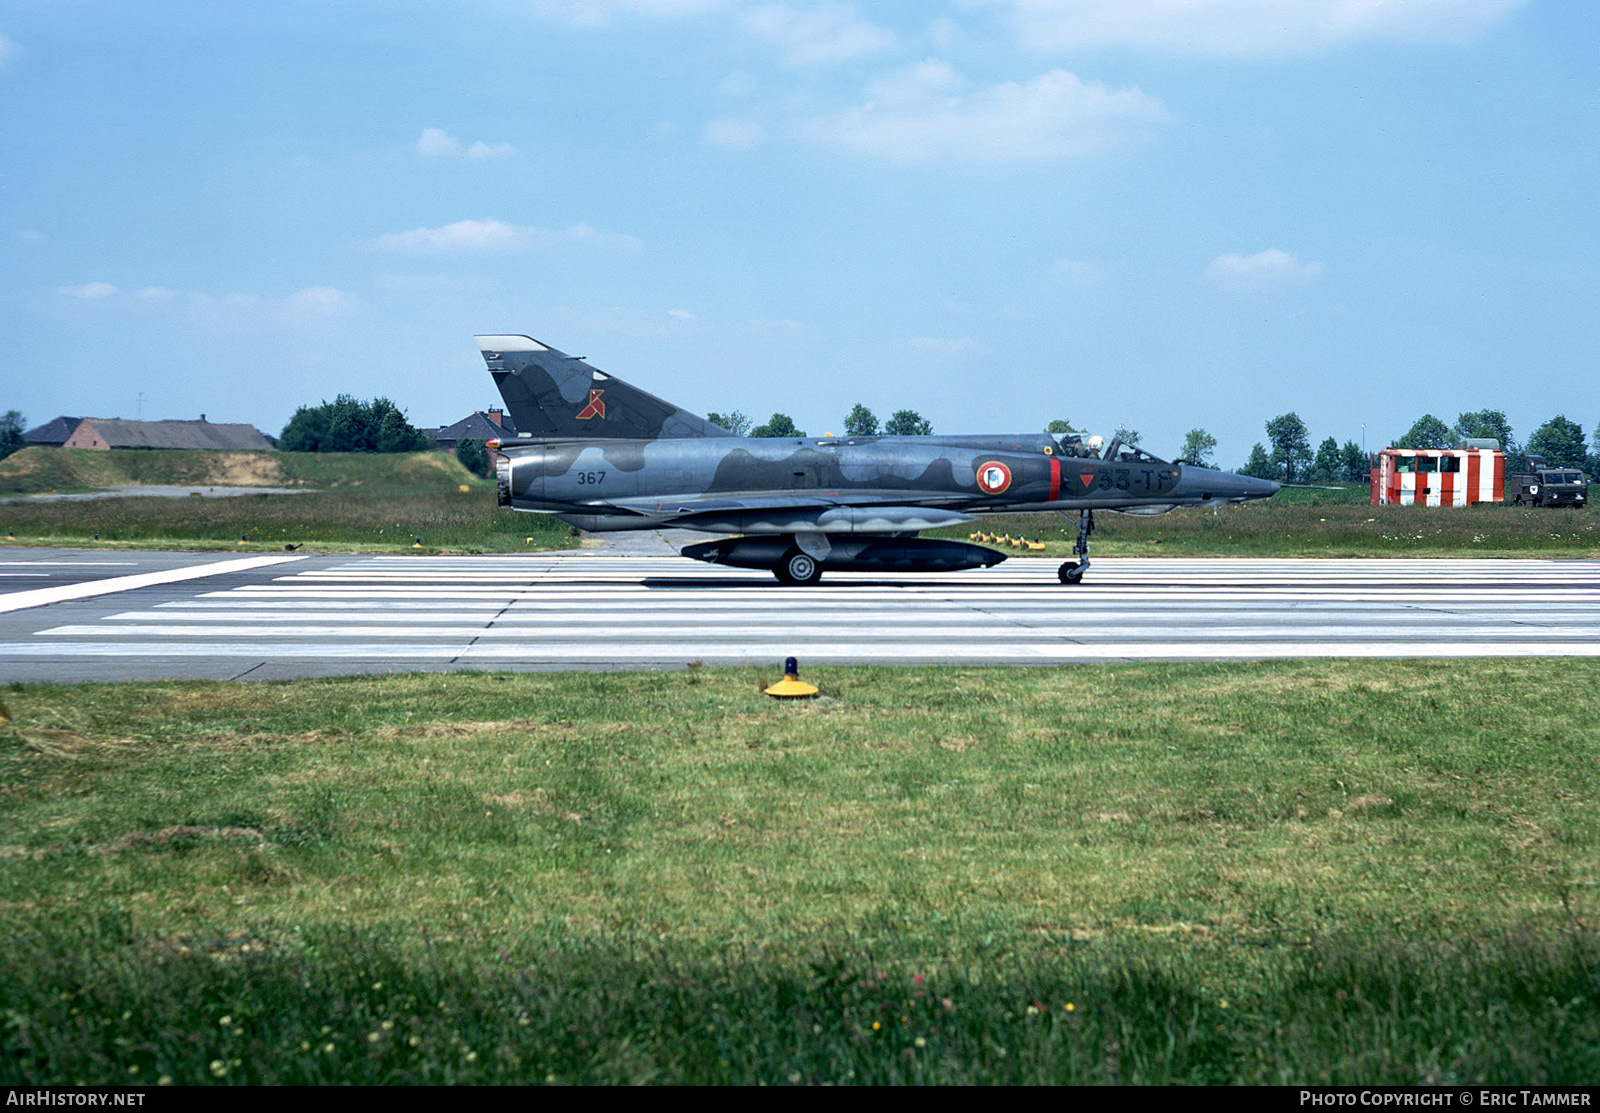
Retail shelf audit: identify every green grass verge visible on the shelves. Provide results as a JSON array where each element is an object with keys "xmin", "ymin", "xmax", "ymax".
[
  {"xmin": 933, "ymin": 485, "xmax": 1599, "ymax": 558},
  {"xmin": 1, "ymin": 661, "xmax": 1597, "ymax": 1083},
  {"xmin": 0, "ymin": 449, "xmax": 578, "ymax": 553}
]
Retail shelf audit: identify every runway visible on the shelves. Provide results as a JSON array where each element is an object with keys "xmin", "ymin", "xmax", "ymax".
[{"xmin": 0, "ymin": 549, "xmax": 1596, "ymax": 680}]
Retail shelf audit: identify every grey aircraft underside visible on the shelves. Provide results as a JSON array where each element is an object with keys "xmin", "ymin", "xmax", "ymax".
[{"xmin": 478, "ymin": 334, "xmax": 1280, "ymax": 584}]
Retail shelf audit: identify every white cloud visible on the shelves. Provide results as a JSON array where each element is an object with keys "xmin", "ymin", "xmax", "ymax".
[
  {"xmin": 370, "ymin": 219, "xmax": 640, "ymax": 253},
  {"xmin": 525, "ymin": 0, "xmax": 729, "ymax": 28},
  {"xmin": 374, "ymin": 274, "xmax": 472, "ymax": 293},
  {"xmin": 16, "ymin": 228, "xmax": 47, "ymax": 244},
  {"xmin": 417, "ymin": 128, "xmax": 516, "ymax": 159},
  {"xmin": 667, "ymin": 308, "xmax": 696, "ymax": 319},
  {"xmin": 1054, "ymin": 259, "xmax": 1099, "ymax": 283},
  {"xmin": 738, "ymin": 3, "xmax": 896, "ymax": 65},
  {"xmin": 561, "ymin": 222, "xmax": 644, "ymax": 248},
  {"xmin": 59, "ymin": 282, "xmax": 118, "ymax": 300},
  {"xmin": 0, "ymin": 33, "xmax": 19, "ymax": 67},
  {"xmin": 374, "ymin": 219, "xmax": 523, "ymax": 252},
  {"xmin": 288, "ymin": 286, "xmax": 356, "ymax": 314},
  {"xmin": 748, "ymin": 318, "xmax": 803, "ymax": 335},
  {"xmin": 986, "ymin": 0, "xmax": 1528, "ymax": 57},
  {"xmin": 904, "ymin": 336, "xmax": 976, "ymax": 356},
  {"xmin": 417, "ymin": 127, "xmax": 462, "ymax": 157},
  {"xmin": 184, "ymin": 287, "xmax": 358, "ymax": 332},
  {"xmin": 806, "ymin": 61, "xmax": 1167, "ymax": 164},
  {"xmin": 704, "ymin": 117, "xmax": 765, "ymax": 147},
  {"xmin": 56, "ymin": 280, "xmax": 353, "ymax": 325},
  {"xmin": 1206, "ymin": 248, "xmax": 1326, "ymax": 294}
]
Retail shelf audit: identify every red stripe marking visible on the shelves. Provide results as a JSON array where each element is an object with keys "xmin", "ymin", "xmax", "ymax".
[{"xmin": 1049, "ymin": 457, "xmax": 1061, "ymax": 501}]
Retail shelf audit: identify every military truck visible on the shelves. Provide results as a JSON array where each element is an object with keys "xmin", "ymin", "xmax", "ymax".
[{"xmin": 1507, "ymin": 455, "xmax": 1589, "ymax": 508}]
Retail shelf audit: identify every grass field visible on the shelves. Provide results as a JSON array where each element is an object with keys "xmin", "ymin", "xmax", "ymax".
[
  {"xmin": 0, "ymin": 448, "xmax": 577, "ymax": 553},
  {"xmin": 2, "ymin": 661, "xmax": 1597, "ymax": 1083}
]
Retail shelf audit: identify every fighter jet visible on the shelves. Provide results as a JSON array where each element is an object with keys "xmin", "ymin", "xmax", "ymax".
[{"xmin": 478, "ymin": 334, "xmax": 1279, "ymax": 584}]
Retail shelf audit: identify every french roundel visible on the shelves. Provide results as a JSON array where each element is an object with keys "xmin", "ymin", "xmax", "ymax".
[{"xmin": 976, "ymin": 460, "xmax": 1012, "ymax": 495}]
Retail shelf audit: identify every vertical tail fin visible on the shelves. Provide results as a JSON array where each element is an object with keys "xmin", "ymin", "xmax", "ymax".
[{"xmin": 477, "ymin": 334, "xmax": 732, "ymax": 440}]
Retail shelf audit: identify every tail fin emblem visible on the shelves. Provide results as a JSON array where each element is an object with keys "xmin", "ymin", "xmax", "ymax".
[{"xmin": 576, "ymin": 389, "xmax": 606, "ymax": 420}]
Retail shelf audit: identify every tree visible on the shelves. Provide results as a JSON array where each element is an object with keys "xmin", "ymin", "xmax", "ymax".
[
  {"xmin": 1264, "ymin": 412, "xmax": 1312, "ymax": 482},
  {"xmin": 376, "ymin": 407, "xmax": 430, "ymax": 453},
  {"xmin": 1341, "ymin": 441, "xmax": 1369, "ymax": 483},
  {"xmin": 1590, "ymin": 421, "xmax": 1600, "ymax": 479},
  {"xmin": 455, "ymin": 437, "xmax": 491, "ymax": 478},
  {"xmin": 1525, "ymin": 415, "xmax": 1588, "ymax": 469},
  {"xmin": 750, "ymin": 413, "xmax": 804, "ymax": 438},
  {"xmin": 706, "ymin": 411, "xmax": 751, "ymax": 436},
  {"xmin": 843, "ymin": 404, "xmax": 879, "ymax": 436},
  {"xmin": 1308, "ymin": 436, "xmax": 1343, "ymax": 482},
  {"xmin": 1177, "ymin": 428, "xmax": 1217, "ymax": 468},
  {"xmin": 1394, "ymin": 414, "xmax": 1452, "ymax": 451},
  {"xmin": 1453, "ymin": 409, "xmax": 1514, "ymax": 450},
  {"xmin": 279, "ymin": 395, "xmax": 430, "ymax": 453},
  {"xmin": 884, "ymin": 410, "xmax": 932, "ymax": 436},
  {"xmin": 1238, "ymin": 443, "xmax": 1283, "ymax": 481},
  {"xmin": 1045, "ymin": 419, "xmax": 1079, "ymax": 435},
  {"xmin": 1112, "ymin": 424, "xmax": 1140, "ymax": 446},
  {"xmin": 0, "ymin": 411, "xmax": 24, "ymax": 460}
]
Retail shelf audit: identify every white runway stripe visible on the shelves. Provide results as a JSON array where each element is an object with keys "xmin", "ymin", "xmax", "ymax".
[
  {"xmin": 112, "ymin": 604, "xmax": 1600, "ymax": 620},
  {"xmin": 13, "ymin": 554, "xmax": 1600, "ymax": 669},
  {"xmin": 4, "ymin": 642, "xmax": 1599, "ymax": 661},
  {"xmin": 0, "ymin": 554, "xmax": 306, "ymax": 615}
]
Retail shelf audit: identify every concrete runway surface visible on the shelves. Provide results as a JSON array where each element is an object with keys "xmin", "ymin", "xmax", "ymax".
[{"xmin": 0, "ymin": 547, "xmax": 1596, "ymax": 681}]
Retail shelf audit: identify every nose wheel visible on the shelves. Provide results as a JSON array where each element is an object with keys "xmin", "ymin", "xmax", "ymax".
[{"xmin": 1056, "ymin": 509, "xmax": 1094, "ymax": 585}]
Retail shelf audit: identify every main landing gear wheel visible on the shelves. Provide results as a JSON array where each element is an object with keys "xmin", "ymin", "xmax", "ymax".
[
  {"xmin": 1058, "ymin": 560, "xmax": 1087, "ymax": 585},
  {"xmin": 774, "ymin": 548, "xmax": 823, "ymax": 586}
]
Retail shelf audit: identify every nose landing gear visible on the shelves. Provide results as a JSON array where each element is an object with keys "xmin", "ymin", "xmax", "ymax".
[{"xmin": 1057, "ymin": 509, "xmax": 1094, "ymax": 585}]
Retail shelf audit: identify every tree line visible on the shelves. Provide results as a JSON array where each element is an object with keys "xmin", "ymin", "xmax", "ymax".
[
  {"xmin": 1228, "ymin": 410, "xmax": 1596, "ymax": 483},
  {"xmin": 706, "ymin": 404, "xmax": 933, "ymax": 439}
]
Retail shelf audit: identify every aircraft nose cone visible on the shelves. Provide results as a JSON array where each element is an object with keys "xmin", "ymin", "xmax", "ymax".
[{"xmin": 1171, "ymin": 464, "xmax": 1280, "ymax": 503}]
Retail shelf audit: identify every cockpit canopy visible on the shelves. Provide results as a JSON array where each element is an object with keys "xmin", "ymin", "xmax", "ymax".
[{"xmin": 1052, "ymin": 433, "xmax": 1169, "ymax": 465}]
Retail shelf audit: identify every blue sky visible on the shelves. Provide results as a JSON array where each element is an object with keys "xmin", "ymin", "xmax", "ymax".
[{"xmin": 3, "ymin": 0, "xmax": 1595, "ymax": 463}]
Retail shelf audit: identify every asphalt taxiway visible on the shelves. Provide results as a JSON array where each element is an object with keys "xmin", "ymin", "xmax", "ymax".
[{"xmin": 0, "ymin": 547, "xmax": 1595, "ymax": 681}]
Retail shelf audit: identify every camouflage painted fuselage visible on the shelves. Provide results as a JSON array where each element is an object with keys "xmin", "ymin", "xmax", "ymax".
[{"xmin": 498, "ymin": 433, "xmax": 1209, "ymax": 532}]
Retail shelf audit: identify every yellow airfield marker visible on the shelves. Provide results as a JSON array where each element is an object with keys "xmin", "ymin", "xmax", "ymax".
[{"xmin": 764, "ymin": 657, "xmax": 819, "ymax": 699}]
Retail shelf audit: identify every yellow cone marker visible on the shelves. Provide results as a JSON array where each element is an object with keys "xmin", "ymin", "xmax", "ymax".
[{"xmin": 764, "ymin": 657, "xmax": 819, "ymax": 699}]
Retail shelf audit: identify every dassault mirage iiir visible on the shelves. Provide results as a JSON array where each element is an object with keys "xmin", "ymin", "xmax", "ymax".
[{"xmin": 478, "ymin": 334, "xmax": 1280, "ymax": 584}]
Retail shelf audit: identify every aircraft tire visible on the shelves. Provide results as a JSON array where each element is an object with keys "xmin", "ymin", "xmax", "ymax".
[
  {"xmin": 1058, "ymin": 560, "xmax": 1086, "ymax": 585},
  {"xmin": 775, "ymin": 549, "xmax": 823, "ymax": 586}
]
